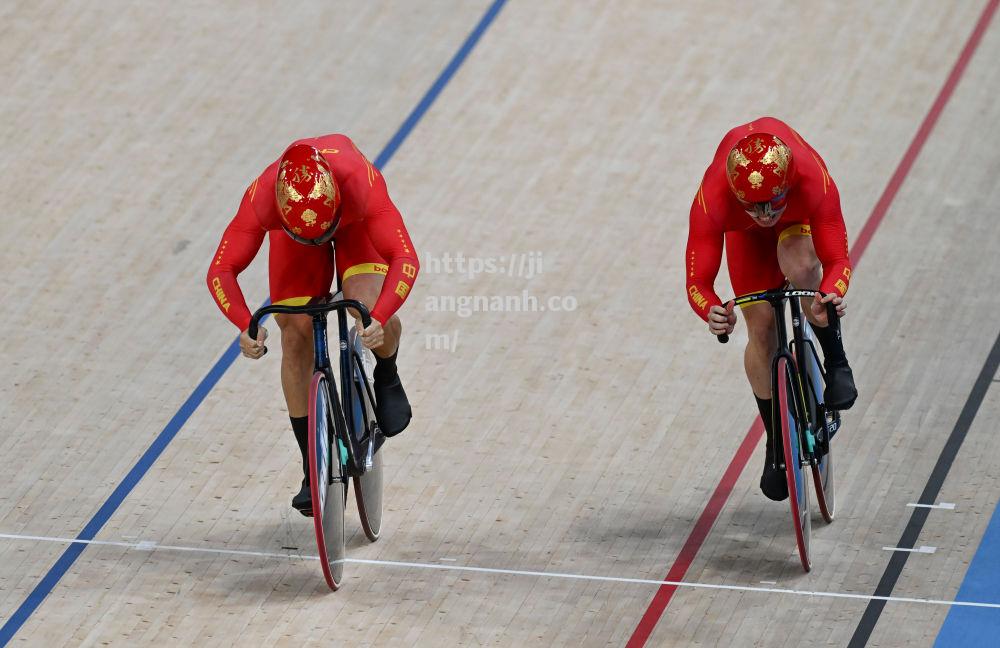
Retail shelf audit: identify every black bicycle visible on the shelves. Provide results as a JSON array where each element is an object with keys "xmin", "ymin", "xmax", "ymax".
[
  {"xmin": 249, "ymin": 293, "xmax": 384, "ymax": 591},
  {"xmin": 719, "ymin": 289, "xmax": 840, "ymax": 572}
]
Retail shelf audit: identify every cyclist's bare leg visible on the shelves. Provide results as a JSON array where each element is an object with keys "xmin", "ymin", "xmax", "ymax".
[
  {"xmin": 342, "ymin": 272, "xmax": 411, "ymax": 436},
  {"xmin": 743, "ymin": 302, "xmax": 778, "ymax": 399},
  {"xmin": 342, "ymin": 273, "xmax": 401, "ymax": 359},
  {"xmin": 275, "ymin": 311, "xmax": 318, "ymax": 514},
  {"xmin": 776, "ymin": 232, "xmax": 857, "ymax": 409},
  {"xmin": 743, "ymin": 301, "xmax": 788, "ymax": 500},
  {"xmin": 776, "ymin": 234, "xmax": 823, "ymax": 327},
  {"xmin": 275, "ymin": 312, "xmax": 315, "ymax": 417}
]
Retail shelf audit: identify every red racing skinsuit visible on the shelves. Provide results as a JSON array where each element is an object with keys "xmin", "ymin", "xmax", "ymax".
[
  {"xmin": 207, "ymin": 134, "xmax": 419, "ymax": 330},
  {"xmin": 685, "ymin": 117, "xmax": 852, "ymax": 320}
]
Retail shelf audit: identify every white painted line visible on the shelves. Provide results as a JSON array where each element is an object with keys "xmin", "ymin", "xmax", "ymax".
[
  {"xmin": 135, "ymin": 540, "xmax": 158, "ymax": 551},
  {"xmin": 340, "ymin": 557, "xmax": 1000, "ymax": 609},
  {"xmin": 759, "ymin": 581, "xmax": 777, "ymax": 585},
  {"xmin": 440, "ymin": 558, "xmax": 458, "ymax": 562},
  {"xmin": 883, "ymin": 545, "xmax": 937, "ymax": 554},
  {"xmin": 0, "ymin": 533, "xmax": 316, "ymax": 561},
  {"xmin": 1, "ymin": 532, "xmax": 995, "ymax": 609},
  {"xmin": 907, "ymin": 503, "xmax": 956, "ymax": 510}
]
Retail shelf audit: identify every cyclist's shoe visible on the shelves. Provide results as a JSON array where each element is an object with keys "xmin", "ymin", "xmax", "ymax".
[
  {"xmin": 292, "ymin": 476, "xmax": 313, "ymax": 517},
  {"xmin": 760, "ymin": 430, "xmax": 788, "ymax": 501},
  {"xmin": 824, "ymin": 361, "xmax": 857, "ymax": 410},
  {"xmin": 375, "ymin": 373, "xmax": 412, "ymax": 437},
  {"xmin": 760, "ymin": 464, "xmax": 789, "ymax": 501}
]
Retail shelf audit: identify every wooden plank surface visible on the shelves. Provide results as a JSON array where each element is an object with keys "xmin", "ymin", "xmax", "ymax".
[{"xmin": 1, "ymin": 1, "xmax": 998, "ymax": 646}]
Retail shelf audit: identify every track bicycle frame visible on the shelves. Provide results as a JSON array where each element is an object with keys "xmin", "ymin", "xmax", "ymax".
[
  {"xmin": 718, "ymin": 288, "xmax": 838, "ymax": 469},
  {"xmin": 248, "ymin": 294, "xmax": 375, "ymax": 476}
]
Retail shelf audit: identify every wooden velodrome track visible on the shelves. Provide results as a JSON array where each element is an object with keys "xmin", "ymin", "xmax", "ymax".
[{"xmin": 2, "ymin": 1, "xmax": 1000, "ymax": 646}]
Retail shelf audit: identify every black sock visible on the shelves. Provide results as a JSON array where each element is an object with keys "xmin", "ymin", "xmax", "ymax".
[
  {"xmin": 755, "ymin": 396, "xmax": 777, "ymax": 466},
  {"xmin": 290, "ymin": 416, "xmax": 309, "ymax": 476},
  {"xmin": 373, "ymin": 349, "xmax": 398, "ymax": 382},
  {"xmin": 812, "ymin": 322, "xmax": 847, "ymax": 367}
]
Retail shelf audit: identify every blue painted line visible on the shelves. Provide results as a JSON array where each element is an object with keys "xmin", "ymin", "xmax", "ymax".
[
  {"xmin": 0, "ymin": 336, "xmax": 244, "ymax": 646},
  {"xmin": 373, "ymin": 0, "xmax": 507, "ymax": 170},
  {"xmin": 0, "ymin": 1, "xmax": 507, "ymax": 643},
  {"xmin": 934, "ymin": 499, "xmax": 1000, "ymax": 646}
]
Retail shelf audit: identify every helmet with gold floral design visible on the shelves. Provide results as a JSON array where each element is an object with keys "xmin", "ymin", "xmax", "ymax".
[
  {"xmin": 726, "ymin": 133, "xmax": 796, "ymax": 205},
  {"xmin": 275, "ymin": 144, "xmax": 340, "ymax": 245}
]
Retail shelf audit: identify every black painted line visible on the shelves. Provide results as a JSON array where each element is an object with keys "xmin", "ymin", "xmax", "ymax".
[{"xmin": 848, "ymin": 330, "xmax": 1000, "ymax": 647}]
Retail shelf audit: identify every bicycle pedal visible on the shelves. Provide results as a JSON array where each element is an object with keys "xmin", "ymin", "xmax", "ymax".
[{"xmin": 372, "ymin": 425, "xmax": 386, "ymax": 454}]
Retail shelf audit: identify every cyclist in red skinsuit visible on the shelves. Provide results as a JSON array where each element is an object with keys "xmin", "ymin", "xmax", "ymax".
[
  {"xmin": 684, "ymin": 117, "xmax": 856, "ymax": 501},
  {"xmin": 207, "ymin": 134, "xmax": 418, "ymax": 515}
]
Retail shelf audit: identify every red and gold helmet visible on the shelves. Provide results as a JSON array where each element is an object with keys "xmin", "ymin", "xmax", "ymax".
[
  {"xmin": 275, "ymin": 144, "xmax": 340, "ymax": 245},
  {"xmin": 726, "ymin": 134, "xmax": 796, "ymax": 204}
]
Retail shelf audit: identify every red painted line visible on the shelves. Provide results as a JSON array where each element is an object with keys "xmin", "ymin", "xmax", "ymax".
[
  {"xmin": 626, "ymin": 421, "xmax": 764, "ymax": 648},
  {"xmin": 852, "ymin": 0, "xmax": 999, "ymax": 261},
  {"xmin": 626, "ymin": 2, "xmax": 999, "ymax": 645}
]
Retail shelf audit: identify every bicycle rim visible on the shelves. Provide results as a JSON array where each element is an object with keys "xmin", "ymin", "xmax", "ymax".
[
  {"xmin": 777, "ymin": 357, "xmax": 811, "ymax": 572},
  {"xmin": 308, "ymin": 372, "xmax": 345, "ymax": 590},
  {"xmin": 348, "ymin": 329, "xmax": 384, "ymax": 542}
]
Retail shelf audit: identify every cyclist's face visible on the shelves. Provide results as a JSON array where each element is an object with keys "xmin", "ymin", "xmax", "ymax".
[{"xmin": 741, "ymin": 191, "xmax": 788, "ymax": 228}]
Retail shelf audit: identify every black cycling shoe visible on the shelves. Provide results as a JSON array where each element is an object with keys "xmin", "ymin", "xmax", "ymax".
[
  {"xmin": 760, "ymin": 466, "xmax": 788, "ymax": 501},
  {"xmin": 760, "ymin": 427, "xmax": 788, "ymax": 501},
  {"xmin": 291, "ymin": 477, "xmax": 313, "ymax": 517},
  {"xmin": 375, "ymin": 373, "xmax": 412, "ymax": 437},
  {"xmin": 824, "ymin": 362, "xmax": 858, "ymax": 410}
]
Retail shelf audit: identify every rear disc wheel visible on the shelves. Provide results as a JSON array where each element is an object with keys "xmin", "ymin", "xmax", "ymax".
[
  {"xmin": 812, "ymin": 442, "xmax": 836, "ymax": 523},
  {"xmin": 349, "ymin": 329, "xmax": 384, "ymax": 542}
]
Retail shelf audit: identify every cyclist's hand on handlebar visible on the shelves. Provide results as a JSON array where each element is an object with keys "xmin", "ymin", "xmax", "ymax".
[
  {"xmin": 357, "ymin": 319, "xmax": 384, "ymax": 350},
  {"xmin": 810, "ymin": 292, "xmax": 846, "ymax": 327},
  {"xmin": 708, "ymin": 301, "xmax": 736, "ymax": 337},
  {"xmin": 240, "ymin": 326, "xmax": 268, "ymax": 360}
]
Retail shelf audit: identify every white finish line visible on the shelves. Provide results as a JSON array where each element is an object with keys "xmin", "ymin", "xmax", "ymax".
[
  {"xmin": 907, "ymin": 503, "xmax": 956, "ymax": 510},
  {"xmin": 1, "ymin": 532, "xmax": 997, "ymax": 610},
  {"xmin": 883, "ymin": 545, "xmax": 938, "ymax": 554}
]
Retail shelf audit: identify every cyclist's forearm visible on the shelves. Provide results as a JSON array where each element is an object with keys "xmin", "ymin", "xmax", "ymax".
[
  {"xmin": 207, "ymin": 268, "xmax": 253, "ymax": 331},
  {"xmin": 370, "ymin": 255, "xmax": 420, "ymax": 325},
  {"xmin": 687, "ymin": 279, "xmax": 721, "ymax": 321}
]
